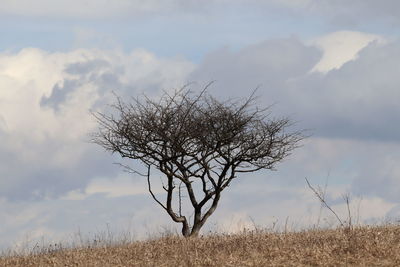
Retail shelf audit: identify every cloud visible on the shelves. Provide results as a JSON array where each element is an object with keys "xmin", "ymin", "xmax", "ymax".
[
  {"xmin": 210, "ymin": 176, "xmax": 396, "ymax": 233},
  {"xmin": 0, "ymin": 193, "xmax": 168, "ymax": 251},
  {"xmin": 0, "ymin": 47, "xmax": 194, "ymax": 201},
  {"xmin": 310, "ymin": 31, "xmax": 385, "ymax": 73},
  {"xmin": 2, "ymin": 30, "xmax": 400, "ymax": 250},
  {"xmin": 192, "ymin": 31, "xmax": 400, "ymax": 142},
  {"xmin": 0, "ymin": 0, "xmax": 223, "ymax": 18},
  {"xmin": 40, "ymin": 79, "xmax": 81, "ymax": 111},
  {"xmin": 62, "ymin": 172, "xmax": 164, "ymax": 200},
  {"xmin": 0, "ymin": 0, "xmax": 159, "ymax": 18},
  {"xmin": 351, "ymin": 146, "xmax": 400, "ymax": 203},
  {"xmin": 2, "ymin": 0, "xmax": 400, "ymax": 29},
  {"xmin": 190, "ymin": 31, "xmax": 400, "ymax": 208},
  {"xmin": 298, "ymin": 40, "xmax": 400, "ymax": 141},
  {"xmin": 267, "ymin": 0, "xmax": 400, "ymax": 26},
  {"xmin": 190, "ymin": 36, "xmax": 321, "ymax": 101},
  {"xmin": 312, "ymin": 0, "xmax": 400, "ymax": 25}
]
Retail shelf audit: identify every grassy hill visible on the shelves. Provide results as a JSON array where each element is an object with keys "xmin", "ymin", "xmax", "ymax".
[{"xmin": 1, "ymin": 225, "xmax": 400, "ymax": 266}]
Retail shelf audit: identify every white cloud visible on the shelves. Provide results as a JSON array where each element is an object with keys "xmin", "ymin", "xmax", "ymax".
[
  {"xmin": 211, "ymin": 176, "xmax": 398, "ymax": 233},
  {"xmin": 0, "ymin": 47, "xmax": 194, "ymax": 200},
  {"xmin": 62, "ymin": 173, "xmax": 163, "ymax": 199},
  {"xmin": 310, "ymin": 31, "xmax": 385, "ymax": 73},
  {"xmin": 215, "ymin": 212, "xmax": 257, "ymax": 233},
  {"xmin": 85, "ymin": 176, "xmax": 149, "ymax": 198}
]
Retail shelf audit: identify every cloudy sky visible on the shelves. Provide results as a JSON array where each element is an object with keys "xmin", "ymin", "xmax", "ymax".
[{"xmin": 1, "ymin": 0, "xmax": 400, "ymax": 250}]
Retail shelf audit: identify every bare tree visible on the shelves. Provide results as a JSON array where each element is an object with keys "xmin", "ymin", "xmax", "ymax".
[{"xmin": 92, "ymin": 85, "xmax": 304, "ymax": 237}]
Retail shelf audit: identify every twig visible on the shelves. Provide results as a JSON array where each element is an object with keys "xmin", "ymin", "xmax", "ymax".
[
  {"xmin": 113, "ymin": 162, "xmax": 148, "ymax": 177},
  {"xmin": 305, "ymin": 177, "xmax": 344, "ymax": 227}
]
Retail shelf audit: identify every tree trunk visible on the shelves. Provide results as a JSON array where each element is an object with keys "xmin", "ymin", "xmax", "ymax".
[
  {"xmin": 189, "ymin": 225, "xmax": 201, "ymax": 237},
  {"xmin": 187, "ymin": 208, "xmax": 203, "ymax": 237},
  {"xmin": 181, "ymin": 221, "xmax": 190, "ymax": 237}
]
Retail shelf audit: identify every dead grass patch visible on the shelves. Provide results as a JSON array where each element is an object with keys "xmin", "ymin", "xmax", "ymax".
[{"xmin": 1, "ymin": 225, "xmax": 400, "ymax": 266}]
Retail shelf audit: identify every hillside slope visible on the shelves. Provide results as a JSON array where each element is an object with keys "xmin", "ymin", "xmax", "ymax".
[{"xmin": 2, "ymin": 225, "xmax": 400, "ymax": 266}]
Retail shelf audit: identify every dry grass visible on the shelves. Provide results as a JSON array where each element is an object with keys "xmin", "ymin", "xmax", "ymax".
[{"xmin": 1, "ymin": 225, "xmax": 400, "ymax": 266}]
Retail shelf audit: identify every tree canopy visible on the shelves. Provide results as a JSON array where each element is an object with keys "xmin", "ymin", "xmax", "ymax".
[{"xmin": 93, "ymin": 85, "xmax": 304, "ymax": 237}]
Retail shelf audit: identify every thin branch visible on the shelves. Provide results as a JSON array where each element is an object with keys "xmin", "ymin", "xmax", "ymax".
[
  {"xmin": 113, "ymin": 162, "xmax": 148, "ymax": 177},
  {"xmin": 146, "ymin": 165, "xmax": 168, "ymax": 211},
  {"xmin": 305, "ymin": 177, "xmax": 344, "ymax": 227}
]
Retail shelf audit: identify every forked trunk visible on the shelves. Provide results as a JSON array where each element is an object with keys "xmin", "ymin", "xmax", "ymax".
[
  {"xmin": 181, "ymin": 221, "xmax": 201, "ymax": 237},
  {"xmin": 182, "ymin": 221, "xmax": 190, "ymax": 237}
]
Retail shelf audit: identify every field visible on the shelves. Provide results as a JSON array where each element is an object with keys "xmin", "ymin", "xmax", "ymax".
[{"xmin": 1, "ymin": 225, "xmax": 400, "ymax": 266}]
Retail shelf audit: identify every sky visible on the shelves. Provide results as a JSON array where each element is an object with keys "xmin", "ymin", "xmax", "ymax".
[{"xmin": 1, "ymin": 0, "xmax": 400, "ymax": 251}]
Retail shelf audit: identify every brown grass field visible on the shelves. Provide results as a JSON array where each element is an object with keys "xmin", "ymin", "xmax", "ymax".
[{"xmin": 1, "ymin": 225, "xmax": 400, "ymax": 266}]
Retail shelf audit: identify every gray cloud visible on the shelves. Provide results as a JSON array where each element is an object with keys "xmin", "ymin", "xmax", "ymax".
[
  {"xmin": 190, "ymin": 37, "xmax": 321, "ymax": 101},
  {"xmin": 189, "ymin": 35, "xmax": 400, "ymax": 206},
  {"xmin": 0, "ymin": 0, "xmax": 222, "ymax": 18},
  {"xmin": 191, "ymin": 38, "xmax": 400, "ymax": 142},
  {"xmin": 0, "ymin": 139, "xmax": 120, "ymax": 201},
  {"xmin": 260, "ymin": 0, "xmax": 400, "ymax": 27},
  {"xmin": 41, "ymin": 59, "xmax": 113, "ymax": 110},
  {"xmin": 2, "ymin": 0, "xmax": 400, "ymax": 31},
  {"xmin": 293, "ymin": 41, "xmax": 400, "ymax": 141},
  {"xmin": 351, "ymin": 143, "xmax": 400, "ymax": 203},
  {"xmin": 40, "ymin": 79, "xmax": 80, "ymax": 111},
  {"xmin": 312, "ymin": 0, "xmax": 400, "ymax": 26}
]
